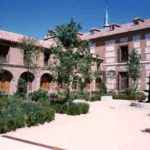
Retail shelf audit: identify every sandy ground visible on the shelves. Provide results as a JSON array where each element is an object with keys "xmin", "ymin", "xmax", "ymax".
[{"xmin": 1, "ymin": 100, "xmax": 150, "ymax": 150}]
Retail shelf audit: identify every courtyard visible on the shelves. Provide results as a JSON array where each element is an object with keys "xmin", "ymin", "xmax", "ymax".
[{"xmin": 1, "ymin": 100, "xmax": 150, "ymax": 150}]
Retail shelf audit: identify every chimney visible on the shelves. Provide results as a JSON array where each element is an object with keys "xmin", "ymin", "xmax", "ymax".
[
  {"xmin": 109, "ymin": 24, "xmax": 120, "ymax": 31},
  {"xmin": 133, "ymin": 17, "xmax": 144, "ymax": 25},
  {"xmin": 77, "ymin": 32, "xmax": 84, "ymax": 36},
  {"xmin": 90, "ymin": 28, "xmax": 101, "ymax": 34}
]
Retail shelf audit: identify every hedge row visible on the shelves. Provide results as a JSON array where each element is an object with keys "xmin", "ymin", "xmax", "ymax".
[
  {"xmin": 0, "ymin": 89, "xmax": 92, "ymax": 133},
  {"xmin": 112, "ymin": 90, "xmax": 146, "ymax": 101},
  {"xmin": 0, "ymin": 96, "xmax": 55, "ymax": 133},
  {"xmin": 0, "ymin": 90, "xmax": 90, "ymax": 133},
  {"xmin": 29, "ymin": 90, "xmax": 90, "ymax": 115},
  {"xmin": 69, "ymin": 91, "xmax": 102, "ymax": 101},
  {"xmin": 30, "ymin": 90, "xmax": 102, "ymax": 102},
  {"xmin": 50, "ymin": 101, "xmax": 89, "ymax": 115}
]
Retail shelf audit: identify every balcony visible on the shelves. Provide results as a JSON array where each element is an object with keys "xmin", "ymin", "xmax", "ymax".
[
  {"xmin": 0, "ymin": 44, "xmax": 9, "ymax": 64},
  {"xmin": 118, "ymin": 45, "xmax": 129, "ymax": 63}
]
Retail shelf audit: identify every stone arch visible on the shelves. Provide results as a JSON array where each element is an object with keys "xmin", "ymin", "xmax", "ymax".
[
  {"xmin": 17, "ymin": 71, "xmax": 35, "ymax": 93},
  {"xmin": 40, "ymin": 73, "xmax": 53, "ymax": 91},
  {"xmin": 0, "ymin": 69, "xmax": 13, "ymax": 94}
]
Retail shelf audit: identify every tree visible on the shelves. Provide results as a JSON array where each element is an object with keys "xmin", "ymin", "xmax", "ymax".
[
  {"xmin": 127, "ymin": 49, "xmax": 141, "ymax": 91},
  {"xmin": 19, "ymin": 38, "xmax": 40, "ymax": 98},
  {"xmin": 48, "ymin": 18, "xmax": 81, "ymax": 49},
  {"xmin": 20, "ymin": 37, "xmax": 40, "ymax": 70},
  {"xmin": 48, "ymin": 19, "xmax": 94, "ymax": 100}
]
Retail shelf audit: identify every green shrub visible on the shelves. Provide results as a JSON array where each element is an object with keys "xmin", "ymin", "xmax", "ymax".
[
  {"xmin": 30, "ymin": 90, "xmax": 49, "ymax": 105},
  {"xmin": 0, "ymin": 95, "xmax": 55, "ymax": 133},
  {"xmin": 64, "ymin": 102, "xmax": 89, "ymax": 115},
  {"xmin": 69, "ymin": 91, "xmax": 89, "ymax": 100},
  {"xmin": 113, "ymin": 93, "xmax": 135, "ymax": 100},
  {"xmin": 99, "ymin": 80, "xmax": 107, "ymax": 96},
  {"xmin": 57, "ymin": 91, "xmax": 69, "ymax": 101},
  {"xmin": 0, "ymin": 96, "xmax": 26, "ymax": 133},
  {"xmin": 89, "ymin": 91, "xmax": 101, "ymax": 101},
  {"xmin": 50, "ymin": 101, "xmax": 89, "ymax": 115},
  {"xmin": 49, "ymin": 93, "xmax": 58, "ymax": 101},
  {"xmin": 14, "ymin": 91, "xmax": 26, "ymax": 98},
  {"xmin": 60, "ymin": 91, "xmax": 99, "ymax": 101},
  {"xmin": 69, "ymin": 91, "xmax": 101, "ymax": 101},
  {"xmin": 50, "ymin": 100, "xmax": 66, "ymax": 113},
  {"xmin": 23, "ymin": 102, "xmax": 55, "ymax": 127},
  {"xmin": 113, "ymin": 89, "xmax": 146, "ymax": 101},
  {"xmin": 0, "ymin": 96, "xmax": 9, "ymax": 109},
  {"xmin": 1, "ymin": 107, "xmax": 25, "ymax": 132},
  {"xmin": 56, "ymin": 91, "xmax": 101, "ymax": 102},
  {"xmin": 135, "ymin": 91, "xmax": 146, "ymax": 101}
]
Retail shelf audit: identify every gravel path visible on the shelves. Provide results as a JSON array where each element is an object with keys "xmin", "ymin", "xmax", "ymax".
[{"xmin": 1, "ymin": 100, "xmax": 150, "ymax": 150}]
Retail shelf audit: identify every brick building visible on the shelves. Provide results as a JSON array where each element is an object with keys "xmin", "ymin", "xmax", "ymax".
[
  {"xmin": 81, "ymin": 18, "xmax": 150, "ymax": 92},
  {"xmin": 0, "ymin": 17, "xmax": 150, "ymax": 94},
  {"xmin": 0, "ymin": 28, "xmax": 100, "ymax": 94},
  {"xmin": 0, "ymin": 30, "xmax": 58, "ymax": 94}
]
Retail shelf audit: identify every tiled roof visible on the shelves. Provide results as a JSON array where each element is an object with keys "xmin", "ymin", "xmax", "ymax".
[
  {"xmin": 0, "ymin": 30, "xmax": 55, "ymax": 48},
  {"xmin": 81, "ymin": 19, "xmax": 150, "ymax": 40},
  {"xmin": 1, "ymin": 18, "xmax": 150, "ymax": 46}
]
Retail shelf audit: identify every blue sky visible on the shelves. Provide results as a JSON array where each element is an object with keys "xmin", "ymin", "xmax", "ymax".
[{"xmin": 0, "ymin": 0, "xmax": 150, "ymax": 39}]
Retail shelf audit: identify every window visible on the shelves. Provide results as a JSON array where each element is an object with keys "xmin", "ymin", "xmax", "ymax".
[
  {"xmin": 145, "ymin": 33, "xmax": 150, "ymax": 47},
  {"xmin": 44, "ymin": 50, "xmax": 50, "ymax": 66},
  {"xmin": 90, "ymin": 42, "xmax": 96, "ymax": 54},
  {"xmin": 118, "ymin": 45, "xmax": 128, "ymax": 62},
  {"xmin": 0, "ymin": 44, "xmax": 9, "ymax": 63}
]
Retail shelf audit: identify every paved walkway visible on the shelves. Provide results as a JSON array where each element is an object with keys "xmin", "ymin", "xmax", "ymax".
[
  {"xmin": 0, "ymin": 136, "xmax": 64, "ymax": 150},
  {"xmin": 1, "ymin": 100, "xmax": 150, "ymax": 150}
]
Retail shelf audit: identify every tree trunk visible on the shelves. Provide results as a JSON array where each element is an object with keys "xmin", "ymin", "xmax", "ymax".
[{"xmin": 64, "ymin": 84, "xmax": 70, "ymax": 102}]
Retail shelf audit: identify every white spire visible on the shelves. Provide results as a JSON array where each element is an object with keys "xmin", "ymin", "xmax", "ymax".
[
  {"xmin": 104, "ymin": 0, "xmax": 109, "ymax": 27},
  {"xmin": 104, "ymin": 6, "xmax": 109, "ymax": 26}
]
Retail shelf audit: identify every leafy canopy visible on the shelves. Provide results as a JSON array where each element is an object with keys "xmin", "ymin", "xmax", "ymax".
[
  {"xmin": 20, "ymin": 38, "xmax": 40, "ymax": 69},
  {"xmin": 127, "ymin": 49, "xmax": 141, "ymax": 82},
  {"xmin": 48, "ymin": 19, "xmax": 94, "ymax": 92},
  {"xmin": 48, "ymin": 18, "xmax": 81, "ymax": 48}
]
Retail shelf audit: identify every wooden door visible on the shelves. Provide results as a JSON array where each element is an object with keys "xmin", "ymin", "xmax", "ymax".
[
  {"xmin": 0, "ymin": 81, "xmax": 10, "ymax": 94},
  {"xmin": 41, "ymin": 81, "xmax": 50, "ymax": 91}
]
